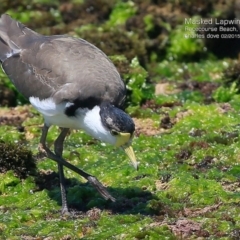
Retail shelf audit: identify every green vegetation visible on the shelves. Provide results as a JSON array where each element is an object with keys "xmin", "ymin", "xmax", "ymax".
[
  {"xmin": 1, "ymin": 0, "xmax": 240, "ymax": 239},
  {"xmin": 106, "ymin": 1, "xmax": 137, "ymax": 27},
  {"xmin": 167, "ymin": 17, "xmax": 205, "ymax": 61}
]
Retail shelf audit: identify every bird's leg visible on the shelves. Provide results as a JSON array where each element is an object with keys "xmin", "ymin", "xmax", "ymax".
[
  {"xmin": 38, "ymin": 123, "xmax": 50, "ymax": 154},
  {"xmin": 54, "ymin": 128, "xmax": 70, "ymax": 215},
  {"xmin": 38, "ymin": 124, "xmax": 116, "ymax": 205},
  {"xmin": 39, "ymin": 125, "xmax": 70, "ymax": 213}
]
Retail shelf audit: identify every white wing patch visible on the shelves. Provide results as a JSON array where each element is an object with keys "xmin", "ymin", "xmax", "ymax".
[
  {"xmin": 29, "ymin": 97, "xmax": 61, "ymax": 116},
  {"xmin": 29, "ymin": 96, "xmax": 81, "ymax": 128}
]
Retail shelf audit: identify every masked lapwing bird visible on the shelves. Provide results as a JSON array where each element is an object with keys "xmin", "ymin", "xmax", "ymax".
[{"xmin": 0, "ymin": 14, "xmax": 138, "ymax": 214}]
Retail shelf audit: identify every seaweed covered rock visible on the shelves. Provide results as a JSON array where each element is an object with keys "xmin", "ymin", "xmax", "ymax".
[
  {"xmin": 60, "ymin": 0, "xmax": 116, "ymax": 25},
  {"xmin": 76, "ymin": 26, "xmax": 147, "ymax": 66},
  {"xmin": 223, "ymin": 61, "xmax": 240, "ymax": 91},
  {"xmin": 0, "ymin": 140, "xmax": 36, "ymax": 178},
  {"xmin": 0, "ymin": 82, "xmax": 16, "ymax": 107}
]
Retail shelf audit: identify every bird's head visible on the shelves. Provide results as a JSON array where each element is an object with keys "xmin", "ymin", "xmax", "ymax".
[
  {"xmin": 99, "ymin": 102, "xmax": 138, "ymax": 170},
  {"xmin": 82, "ymin": 101, "xmax": 138, "ymax": 169}
]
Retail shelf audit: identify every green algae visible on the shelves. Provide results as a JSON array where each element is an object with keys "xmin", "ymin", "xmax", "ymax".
[
  {"xmin": 167, "ymin": 16, "xmax": 205, "ymax": 61},
  {"xmin": 106, "ymin": 1, "xmax": 137, "ymax": 27},
  {"xmin": 125, "ymin": 57, "xmax": 153, "ymax": 106},
  {"xmin": 213, "ymin": 82, "xmax": 239, "ymax": 103},
  {"xmin": 152, "ymin": 59, "xmax": 228, "ymax": 82},
  {"xmin": 1, "ymin": 1, "xmax": 240, "ymax": 239},
  {"xmin": 1, "ymin": 63, "xmax": 240, "ymax": 240}
]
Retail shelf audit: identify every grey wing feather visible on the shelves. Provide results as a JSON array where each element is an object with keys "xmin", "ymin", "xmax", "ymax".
[{"xmin": 0, "ymin": 14, "xmax": 126, "ymax": 107}]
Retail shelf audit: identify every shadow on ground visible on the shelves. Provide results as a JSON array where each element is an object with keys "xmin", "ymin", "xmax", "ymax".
[{"xmin": 35, "ymin": 170, "xmax": 156, "ymax": 216}]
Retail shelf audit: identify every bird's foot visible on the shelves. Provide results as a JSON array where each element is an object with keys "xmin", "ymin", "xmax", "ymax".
[{"xmin": 87, "ymin": 176, "xmax": 116, "ymax": 202}]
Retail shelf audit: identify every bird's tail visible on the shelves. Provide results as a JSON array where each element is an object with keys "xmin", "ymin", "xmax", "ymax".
[{"xmin": 0, "ymin": 14, "xmax": 40, "ymax": 62}]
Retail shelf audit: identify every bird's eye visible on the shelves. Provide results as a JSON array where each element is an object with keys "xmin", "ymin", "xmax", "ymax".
[{"xmin": 111, "ymin": 130, "xmax": 118, "ymax": 136}]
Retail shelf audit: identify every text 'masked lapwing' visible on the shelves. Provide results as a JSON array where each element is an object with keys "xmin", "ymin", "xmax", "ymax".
[{"xmin": 0, "ymin": 14, "xmax": 138, "ymax": 214}]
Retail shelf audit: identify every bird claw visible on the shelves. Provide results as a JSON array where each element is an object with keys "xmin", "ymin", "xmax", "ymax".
[{"xmin": 87, "ymin": 176, "xmax": 116, "ymax": 202}]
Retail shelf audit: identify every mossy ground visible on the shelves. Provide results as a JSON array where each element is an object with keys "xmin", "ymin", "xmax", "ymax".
[
  {"xmin": 1, "ymin": 59, "xmax": 240, "ymax": 239},
  {"xmin": 1, "ymin": 0, "xmax": 240, "ymax": 239}
]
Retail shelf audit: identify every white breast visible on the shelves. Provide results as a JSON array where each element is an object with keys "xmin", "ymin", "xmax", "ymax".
[{"xmin": 29, "ymin": 97, "xmax": 116, "ymax": 145}]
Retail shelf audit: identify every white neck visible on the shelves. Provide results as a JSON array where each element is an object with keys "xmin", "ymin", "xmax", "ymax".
[{"xmin": 78, "ymin": 106, "xmax": 116, "ymax": 145}]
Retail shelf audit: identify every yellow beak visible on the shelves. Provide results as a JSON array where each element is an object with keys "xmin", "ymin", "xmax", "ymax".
[
  {"xmin": 115, "ymin": 132, "xmax": 138, "ymax": 170},
  {"xmin": 123, "ymin": 145, "xmax": 138, "ymax": 170}
]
